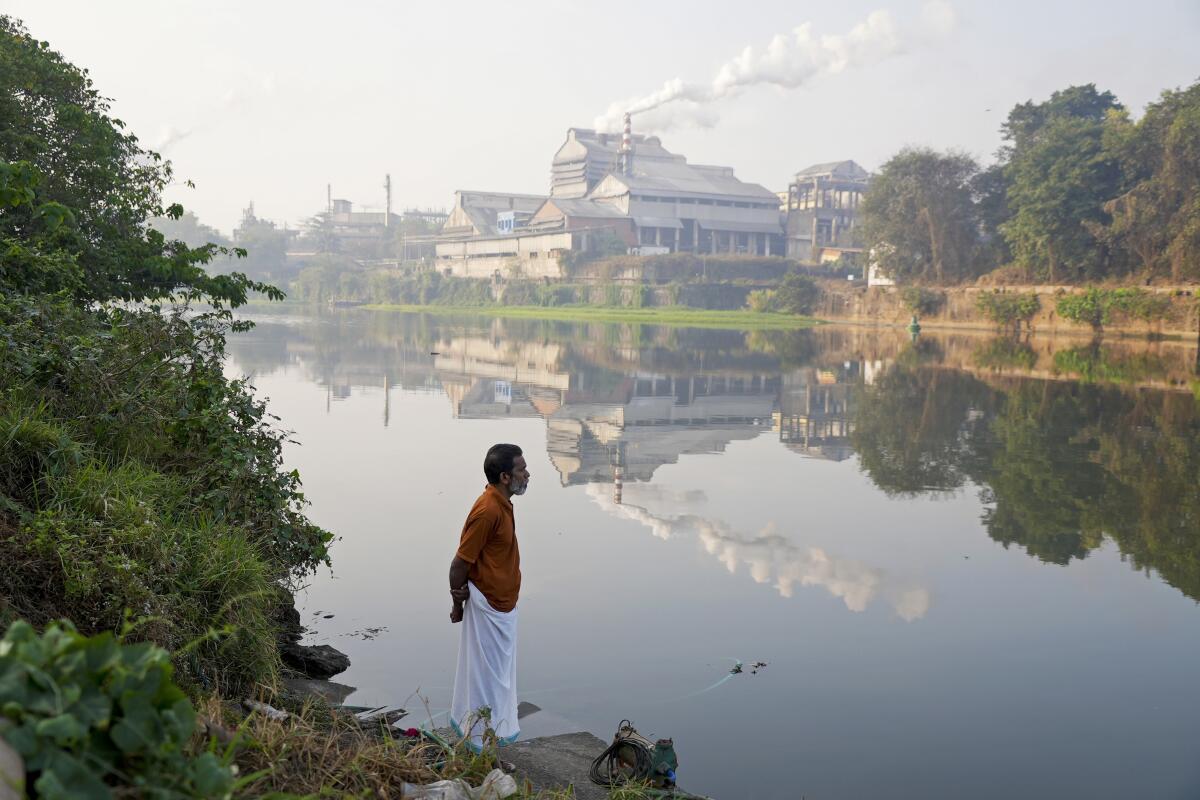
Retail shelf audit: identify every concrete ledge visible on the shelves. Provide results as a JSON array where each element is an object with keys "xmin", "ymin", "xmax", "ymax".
[{"xmin": 506, "ymin": 731, "xmax": 610, "ymax": 800}]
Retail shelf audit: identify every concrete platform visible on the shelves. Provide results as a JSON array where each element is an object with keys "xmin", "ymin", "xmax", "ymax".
[{"xmin": 505, "ymin": 731, "xmax": 611, "ymax": 800}]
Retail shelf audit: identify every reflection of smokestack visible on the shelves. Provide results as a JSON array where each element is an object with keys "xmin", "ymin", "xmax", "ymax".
[{"xmin": 620, "ymin": 112, "xmax": 633, "ymax": 176}]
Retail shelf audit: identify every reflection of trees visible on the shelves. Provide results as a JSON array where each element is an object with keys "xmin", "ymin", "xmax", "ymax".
[
  {"xmin": 851, "ymin": 366, "xmax": 994, "ymax": 495},
  {"xmin": 853, "ymin": 360, "xmax": 1200, "ymax": 599},
  {"xmin": 982, "ymin": 383, "xmax": 1106, "ymax": 564}
]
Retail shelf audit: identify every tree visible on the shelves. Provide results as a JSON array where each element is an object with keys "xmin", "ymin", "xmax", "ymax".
[
  {"xmin": 147, "ymin": 210, "xmax": 230, "ymax": 250},
  {"xmin": 1102, "ymin": 80, "xmax": 1200, "ymax": 281},
  {"xmin": 0, "ymin": 15, "xmax": 276, "ymax": 308},
  {"xmin": 861, "ymin": 148, "xmax": 984, "ymax": 285},
  {"xmin": 233, "ymin": 204, "xmax": 292, "ymax": 282},
  {"xmin": 999, "ymin": 85, "xmax": 1124, "ymax": 282}
]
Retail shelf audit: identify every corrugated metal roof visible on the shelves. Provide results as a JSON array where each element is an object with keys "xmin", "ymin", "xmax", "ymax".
[
  {"xmin": 793, "ymin": 160, "xmax": 870, "ymax": 181},
  {"xmin": 596, "ymin": 158, "xmax": 779, "ymax": 202},
  {"xmin": 633, "ymin": 216, "xmax": 684, "ymax": 229},
  {"xmin": 697, "ymin": 219, "xmax": 784, "ymax": 234},
  {"xmin": 543, "ymin": 198, "xmax": 627, "ymax": 218}
]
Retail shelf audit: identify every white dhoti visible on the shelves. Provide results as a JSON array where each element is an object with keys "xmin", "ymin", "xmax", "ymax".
[{"xmin": 451, "ymin": 581, "xmax": 519, "ymax": 751}]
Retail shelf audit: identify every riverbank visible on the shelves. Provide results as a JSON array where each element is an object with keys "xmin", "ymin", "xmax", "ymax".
[
  {"xmin": 362, "ymin": 303, "xmax": 819, "ymax": 329},
  {"xmin": 813, "ymin": 282, "xmax": 1200, "ymax": 339}
]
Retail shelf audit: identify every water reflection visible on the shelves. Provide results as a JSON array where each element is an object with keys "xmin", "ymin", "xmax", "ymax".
[
  {"xmin": 229, "ymin": 311, "xmax": 1200, "ymax": 605},
  {"xmin": 587, "ymin": 483, "xmax": 931, "ymax": 619}
]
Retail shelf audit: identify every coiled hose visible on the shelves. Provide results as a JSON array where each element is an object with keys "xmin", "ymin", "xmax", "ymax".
[{"xmin": 588, "ymin": 735, "xmax": 654, "ymax": 787}]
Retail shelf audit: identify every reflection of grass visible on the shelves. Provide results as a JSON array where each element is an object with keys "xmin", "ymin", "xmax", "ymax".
[
  {"xmin": 1053, "ymin": 346, "xmax": 1170, "ymax": 384},
  {"xmin": 973, "ymin": 338, "xmax": 1037, "ymax": 371},
  {"xmin": 362, "ymin": 303, "xmax": 818, "ymax": 329}
]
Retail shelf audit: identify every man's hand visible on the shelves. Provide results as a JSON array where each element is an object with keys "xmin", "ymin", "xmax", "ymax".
[{"xmin": 449, "ymin": 557, "xmax": 471, "ymax": 624}]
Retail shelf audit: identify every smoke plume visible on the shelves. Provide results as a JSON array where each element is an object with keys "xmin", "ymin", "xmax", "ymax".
[{"xmin": 594, "ymin": 3, "xmax": 956, "ymax": 133}]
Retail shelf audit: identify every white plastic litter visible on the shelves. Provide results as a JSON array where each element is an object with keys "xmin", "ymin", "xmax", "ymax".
[{"xmin": 400, "ymin": 768, "xmax": 517, "ymax": 799}]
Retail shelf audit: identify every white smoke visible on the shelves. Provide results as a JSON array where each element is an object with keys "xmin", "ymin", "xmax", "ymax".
[
  {"xmin": 585, "ymin": 484, "xmax": 931, "ymax": 620},
  {"xmin": 594, "ymin": 3, "xmax": 956, "ymax": 133},
  {"xmin": 151, "ymin": 65, "xmax": 278, "ymax": 154}
]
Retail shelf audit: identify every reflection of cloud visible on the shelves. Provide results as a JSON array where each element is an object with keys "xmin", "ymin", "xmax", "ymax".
[{"xmin": 586, "ymin": 485, "xmax": 929, "ymax": 620}]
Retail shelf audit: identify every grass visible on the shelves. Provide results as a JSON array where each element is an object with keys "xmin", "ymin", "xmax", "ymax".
[
  {"xmin": 361, "ymin": 303, "xmax": 819, "ymax": 330},
  {"xmin": 204, "ymin": 694, "xmax": 660, "ymax": 799}
]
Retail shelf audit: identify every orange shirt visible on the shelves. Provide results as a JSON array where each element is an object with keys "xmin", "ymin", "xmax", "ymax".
[{"xmin": 455, "ymin": 484, "xmax": 521, "ymax": 612}]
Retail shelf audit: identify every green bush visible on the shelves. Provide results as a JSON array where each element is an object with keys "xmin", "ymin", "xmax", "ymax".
[
  {"xmin": 901, "ymin": 287, "xmax": 946, "ymax": 316},
  {"xmin": 1056, "ymin": 287, "xmax": 1173, "ymax": 332},
  {"xmin": 0, "ymin": 296, "xmax": 330, "ymax": 691},
  {"xmin": 0, "ymin": 619, "xmax": 235, "ymax": 799},
  {"xmin": 975, "ymin": 290, "xmax": 1041, "ymax": 331},
  {"xmin": 744, "ymin": 273, "xmax": 821, "ymax": 315},
  {"xmin": 746, "ymin": 289, "xmax": 776, "ymax": 313}
]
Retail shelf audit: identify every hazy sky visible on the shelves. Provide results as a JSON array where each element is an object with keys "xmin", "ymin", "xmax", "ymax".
[{"xmin": 6, "ymin": 0, "xmax": 1198, "ymax": 233}]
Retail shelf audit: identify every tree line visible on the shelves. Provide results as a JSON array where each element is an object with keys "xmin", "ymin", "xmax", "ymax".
[{"xmin": 862, "ymin": 81, "xmax": 1200, "ymax": 285}]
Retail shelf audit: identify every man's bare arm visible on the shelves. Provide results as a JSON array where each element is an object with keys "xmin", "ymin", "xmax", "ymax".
[{"xmin": 449, "ymin": 556, "xmax": 471, "ymax": 623}]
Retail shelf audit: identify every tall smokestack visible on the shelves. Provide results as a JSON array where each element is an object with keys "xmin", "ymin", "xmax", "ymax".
[
  {"xmin": 620, "ymin": 112, "xmax": 633, "ymax": 176},
  {"xmin": 327, "ymin": 183, "xmax": 332, "ymax": 213},
  {"xmin": 384, "ymin": 174, "xmax": 392, "ymax": 227}
]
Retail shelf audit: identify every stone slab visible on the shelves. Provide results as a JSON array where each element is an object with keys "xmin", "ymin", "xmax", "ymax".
[{"xmin": 505, "ymin": 731, "xmax": 610, "ymax": 800}]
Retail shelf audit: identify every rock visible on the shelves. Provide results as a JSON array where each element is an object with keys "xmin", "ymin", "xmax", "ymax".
[
  {"xmin": 283, "ymin": 677, "xmax": 357, "ymax": 706},
  {"xmin": 243, "ymin": 700, "xmax": 290, "ymax": 721},
  {"xmin": 274, "ymin": 599, "xmax": 305, "ymax": 644},
  {"xmin": 281, "ymin": 642, "xmax": 351, "ymax": 679}
]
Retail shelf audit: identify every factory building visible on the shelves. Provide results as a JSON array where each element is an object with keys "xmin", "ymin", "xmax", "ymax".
[
  {"xmin": 783, "ymin": 160, "xmax": 870, "ymax": 263},
  {"xmin": 435, "ymin": 116, "xmax": 785, "ymax": 276}
]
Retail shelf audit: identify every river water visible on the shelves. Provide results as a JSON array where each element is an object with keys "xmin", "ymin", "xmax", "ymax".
[{"xmin": 226, "ymin": 309, "xmax": 1200, "ymax": 800}]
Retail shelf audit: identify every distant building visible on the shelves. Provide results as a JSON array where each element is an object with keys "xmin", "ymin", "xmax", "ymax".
[
  {"xmin": 550, "ymin": 128, "xmax": 679, "ymax": 199},
  {"xmin": 435, "ymin": 125, "xmax": 785, "ymax": 276},
  {"xmin": 326, "ymin": 198, "xmax": 399, "ymax": 248},
  {"xmin": 576, "ymin": 138, "xmax": 784, "ymax": 256},
  {"xmin": 783, "ymin": 160, "xmax": 870, "ymax": 263}
]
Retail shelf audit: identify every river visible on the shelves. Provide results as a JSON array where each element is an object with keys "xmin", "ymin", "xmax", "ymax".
[{"xmin": 226, "ymin": 309, "xmax": 1200, "ymax": 800}]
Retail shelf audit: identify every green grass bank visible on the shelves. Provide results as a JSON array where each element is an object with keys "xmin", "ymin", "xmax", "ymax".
[{"xmin": 362, "ymin": 303, "xmax": 819, "ymax": 329}]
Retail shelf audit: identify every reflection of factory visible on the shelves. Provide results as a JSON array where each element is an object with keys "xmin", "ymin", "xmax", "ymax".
[
  {"xmin": 773, "ymin": 364, "xmax": 857, "ymax": 461},
  {"xmin": 425, "ymin": 334, "xmax": 856, "ymax": 488}
]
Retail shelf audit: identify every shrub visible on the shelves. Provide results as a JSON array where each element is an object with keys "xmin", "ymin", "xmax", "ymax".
[
  {"xmin": 0, "ymin": 297, "xmax": 330, "ymax": 690},
  {"xmin": 1056, "ymin": 287, "xmax": 1172, "ymax": 332},
  {"xmin": 0, "ymin": 619, "xmax": 235, "ymax": 799},
  {"xmin": 900, "ymin": 287, "xmax": 946, "ymax": 317},
  {"xmin": 745, "ymin": 273, "xmax": 821, "ymax": 315},
  {"xmin": 746, "ymin": 289, "xmax": 776, "ymax": 313},
  {"xmin": 771, "ymin": 272, "xmax": 821, "ymax": 315},
  {"xmin": 975, "ymin": 290, "xmax": 1041, "ymax": 332}
]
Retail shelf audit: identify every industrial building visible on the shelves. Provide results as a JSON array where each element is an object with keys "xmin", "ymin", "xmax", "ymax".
[
  {"xmin": 783, "ymin": 160, "xmax": 871, "ymax": 263},
  {"xmin": 434, "ymin": 116, "xmax": 785, "ymax": 276}
]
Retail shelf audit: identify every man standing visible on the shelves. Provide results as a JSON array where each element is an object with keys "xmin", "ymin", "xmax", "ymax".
[{"xmin": 449, "ymin": 443, "xmax": 530, "ymax": 752}]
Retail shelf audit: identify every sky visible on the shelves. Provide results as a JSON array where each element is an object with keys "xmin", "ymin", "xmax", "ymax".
[{"xmin": 5, "ymin": 0, "xmax": 1198, "ymax": 233}]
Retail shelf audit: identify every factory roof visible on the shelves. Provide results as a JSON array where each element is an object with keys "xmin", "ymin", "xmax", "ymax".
[
  {"xmin": 442, "ymin": 190, "xmax": 547, "ymax": 237},
  {"xmin": 590, "ymin": 156, "xmax": 779, "ymax": 202},
  {"xmin": 793, "ymin": 160, "xmax": 871, "ymax": 182},
  {"xmin": 552, "ymin": 128, "xmax": 676, "ymax": 166},
  {"xmin": 537, "ymin": 197, "xmax": 627, "ymax": 218}
]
